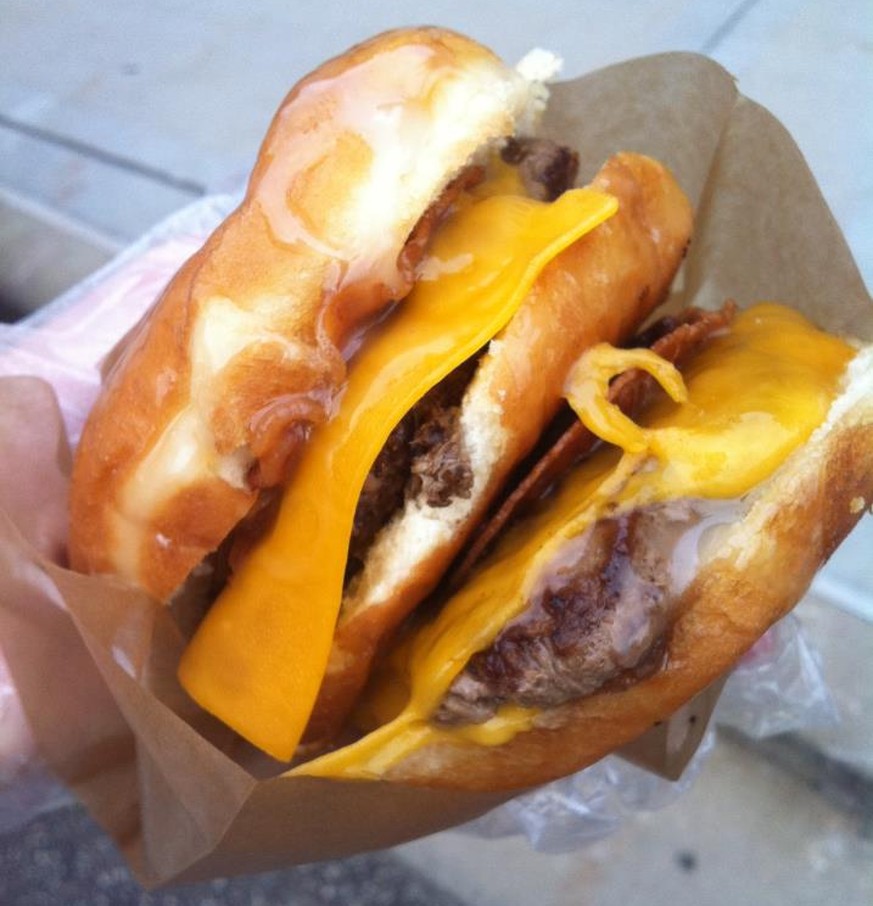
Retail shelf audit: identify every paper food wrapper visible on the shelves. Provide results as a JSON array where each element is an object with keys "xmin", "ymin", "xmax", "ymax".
[{"xmin": 0, "ymin": 52, "xmax": 870, "ymax": 886}]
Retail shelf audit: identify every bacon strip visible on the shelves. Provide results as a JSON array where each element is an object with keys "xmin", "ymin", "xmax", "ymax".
[
  {"xmin": 396, "ymin": 165, "xmax": 485, "ymax": 281},
  {"xmin": 450, "ymin": 303, "xmax": 737, "ymax": 586}
]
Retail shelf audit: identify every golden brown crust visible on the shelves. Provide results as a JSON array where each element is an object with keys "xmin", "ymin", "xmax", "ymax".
[
  {"xmin": 69, "ymin": 28, "xmax": 532, "ymax": 600},
  {"xmin": 306, "ymin": 152, "xmax": 694, "ymax": 744},
  {"xmin": 377, "ymin": 398, "xmax": 873, "ymax": 790}
]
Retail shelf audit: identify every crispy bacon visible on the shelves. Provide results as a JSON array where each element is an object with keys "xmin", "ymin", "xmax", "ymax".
[
  {"xmin": 396, "ymin": 165, "xmax": 485, "ymax": 281},
  {"xmin": 450, "ymin": 303, "xmax": 738, "ymax": 586}
]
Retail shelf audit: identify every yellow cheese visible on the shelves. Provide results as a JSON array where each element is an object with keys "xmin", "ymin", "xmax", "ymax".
[
  {"xmin": 565, "ymin": 344, "xmax": 688, "ymax": 453},
  {"xmin": 177, "ymin": 180, "xmax": 618, "ymax": 761},
  {"xmin": 297, "ymin": 303, "xmax": 855, "ymax": 779}
]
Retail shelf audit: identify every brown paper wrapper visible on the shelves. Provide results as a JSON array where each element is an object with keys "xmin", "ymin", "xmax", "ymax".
[{"xmin": 0, "ymin": 52, "xmax": 870, "ymax": 886}]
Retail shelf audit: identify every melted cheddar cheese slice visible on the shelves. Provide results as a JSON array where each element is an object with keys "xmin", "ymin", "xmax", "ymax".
[
  {"xmin": 177, "ymin": 174, "xmax": 618, "ymax": 761},
  {"xmin": 297, "ymin": 303, "xmax": 855, "ymax": 779}
]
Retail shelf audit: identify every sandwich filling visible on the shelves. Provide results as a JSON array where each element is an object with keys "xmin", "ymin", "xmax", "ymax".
[
  {"xmin": 436, "ymin": 306, "xmax": 736, "ymax": 723},
  {"xmin": 347, "ymin": 139, "xmax": 580, "ymax": 583},
  {"xmin": 178, "ymin": 148, "xmax": 619, "ymax": 761}
]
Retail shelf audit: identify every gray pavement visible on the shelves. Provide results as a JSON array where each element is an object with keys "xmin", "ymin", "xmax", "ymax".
[
  {"xmin": 397, "ymin": 734, "xmax": 873, "ymax": 906},
  {"xmin": 0, "ymin": 804, "xmax": 466, "ymax": 906},
  {"xmin": 0, "ymin": 187, "xmax": 117, "ymax": 318},
  {"xmin": 2, "ymin": 1, "xmax": 871, "ymax": 289},
  {"xmin": 1, "ymin": 2, "xmax": 872, "ymax": 904}
]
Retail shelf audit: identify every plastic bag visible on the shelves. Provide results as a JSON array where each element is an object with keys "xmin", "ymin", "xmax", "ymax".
[
  {"xmin": 0, "ymin": 195, "xmax": 239, "ymax": 446},
  {"xmin": 461, "ymin": 613, "xmax": 836, "ymax": 852}
]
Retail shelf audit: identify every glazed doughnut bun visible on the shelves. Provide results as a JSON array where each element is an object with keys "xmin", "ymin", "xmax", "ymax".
[
  {"xmin": 305, "ymin": 151, "xmax": 694, "ymax": 743},
  {"xmin": 69, "ymin": 27, "xmax": 546, "ymax": 599},
  {"xmin": 300, "ymin": 338, "xmax": 873, "ymax": 790}
]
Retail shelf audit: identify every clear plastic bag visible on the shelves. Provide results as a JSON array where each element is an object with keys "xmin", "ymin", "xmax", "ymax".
[
  {"xmin": 0, "ymin": 194, "xmax": 238, "ymax": 445},
  {"xmin": 462, "ymin": 613, "xmax": 836, "ymax": 852},
  {"xmin": 715, "ymin": 613, "xmax": 836, "ymax": 739}
]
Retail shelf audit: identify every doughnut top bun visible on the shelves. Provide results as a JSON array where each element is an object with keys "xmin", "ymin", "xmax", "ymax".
[{"xmin": 69, "ymin": 28, "xmax": 546, "ymax": 600}]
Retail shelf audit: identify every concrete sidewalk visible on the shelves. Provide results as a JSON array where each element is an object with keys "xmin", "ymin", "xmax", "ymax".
[
  {"xmin": 397, "ymin": 733, "xmax": 873, "ymax": 906},
  {"xmin": 1, "ymin": 3, "xmax": 871, "ymax": 904}
]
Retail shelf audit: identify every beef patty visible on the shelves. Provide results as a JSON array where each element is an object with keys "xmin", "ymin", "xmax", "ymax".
[{"xmin": 434, "ymin": 500, "xmax": 704, "ymax": 725}]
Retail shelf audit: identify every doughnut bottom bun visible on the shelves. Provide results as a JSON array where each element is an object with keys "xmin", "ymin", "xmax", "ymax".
[{"xmin": 370, "ymin": 348, "xmax": 873, "ymax": 790}]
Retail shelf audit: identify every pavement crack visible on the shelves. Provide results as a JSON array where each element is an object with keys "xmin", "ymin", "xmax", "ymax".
[
  {"xmin": 699, "ymin": 0, "xmax": 765, "ymax": 54},
  {"xmin": 0, "ymin": 112, "xmax": 206, "ymax": 196},
  {"xmin": 719, "ymin": 727, "xmax": 873, "ymax": 838}
]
